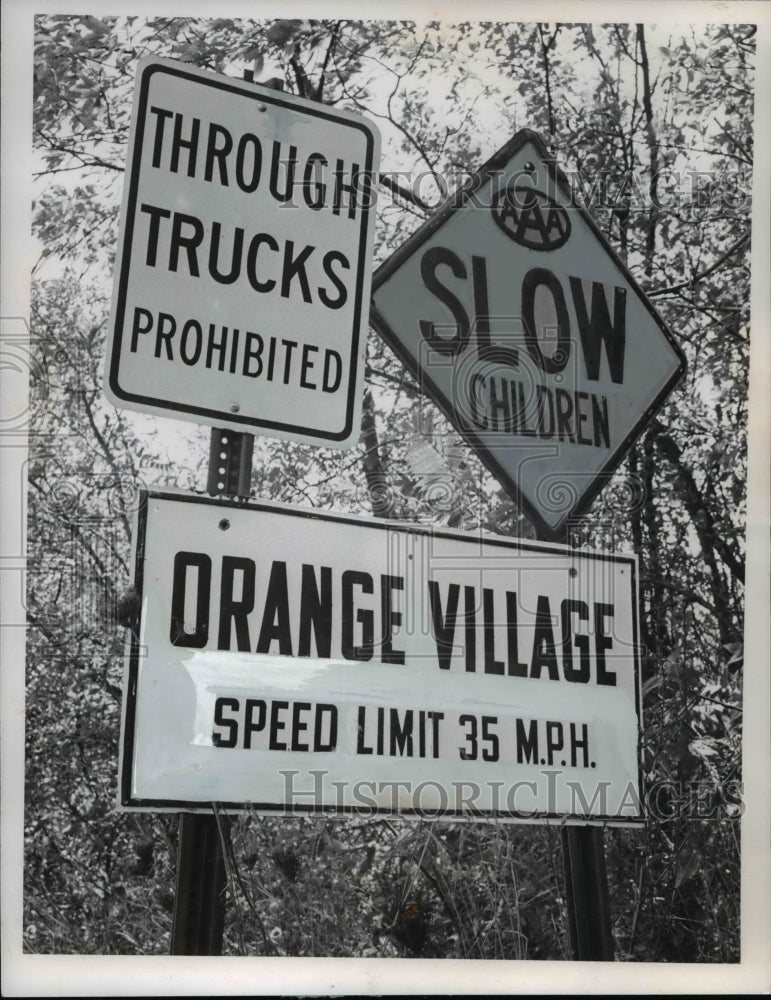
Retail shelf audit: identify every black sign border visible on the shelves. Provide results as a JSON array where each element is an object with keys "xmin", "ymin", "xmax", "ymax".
[
  {"xmin": 370, "ymin": 128, "xmax": 687, "ymax": 540},
  {"xmin": 107, "ymin": 59, "xmax": 377, "ymax": 442},
  {"xmin": 119, "ymin": 489, "xmax": 644, "ymax": 824}
]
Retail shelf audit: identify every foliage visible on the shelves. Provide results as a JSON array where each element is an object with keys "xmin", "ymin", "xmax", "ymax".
[{"xmin": 24, "ymin": 16, "xmax": 750, "ymax": 961}]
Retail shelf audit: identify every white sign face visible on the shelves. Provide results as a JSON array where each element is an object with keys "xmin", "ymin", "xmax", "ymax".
[
  {"xmin": 371, "ymin": 130, "xmax": 686, "ymax": 536},
  {"xmin": 105, "ymin": 58, "xmax": 380, "ymax": 447},
  {"xmin": 121, "ymin": 491, "xmax": 643, "ymax": 824}
]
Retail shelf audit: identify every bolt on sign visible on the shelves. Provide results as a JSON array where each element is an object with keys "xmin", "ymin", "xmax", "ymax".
[
  {"xmin": 104, "ymin": 57, "xmax": 380, "ymax": 447},
  {"xmin": 120, "ymin": 490, "xmax": 644, "ymax": 823},
  {"xmin": 371, "ymin": 129, "xmax": 686, "ymax": 537}
]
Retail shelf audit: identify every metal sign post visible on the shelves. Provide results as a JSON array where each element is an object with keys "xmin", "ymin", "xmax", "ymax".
[
  {"xmin": 562, "ymin": 823, "xmax": 615, "ymax": 960},
  {"xmin": 170, "ymin": 428, "xmax": 253, "ymax": 955},
  {"xmin": 551, "ymin": 521, "xmax": 614, "ymax": 962}
]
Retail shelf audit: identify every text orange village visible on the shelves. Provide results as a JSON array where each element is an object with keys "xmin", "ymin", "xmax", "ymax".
[{"xmin": 170, "ymin": 552, "xmax": 620, "ymax": 685}]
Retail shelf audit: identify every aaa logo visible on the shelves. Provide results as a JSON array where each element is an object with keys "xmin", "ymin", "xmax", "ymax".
[{"xmin": 491, "ymin": 184, "xmax": 571, "ymax": 250}]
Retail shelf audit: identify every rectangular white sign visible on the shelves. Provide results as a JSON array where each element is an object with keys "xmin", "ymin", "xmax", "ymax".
[
  {"xmin": 105, "ymin": 57, "xmax": 380, "ymax": 446},
  {"xmin": 120, "ymin": 491, "xmax": 644, "ymax": 823}
]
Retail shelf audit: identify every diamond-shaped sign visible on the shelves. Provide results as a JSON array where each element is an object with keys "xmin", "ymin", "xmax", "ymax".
[{"xmin": 371, "ymin": 130, "xmax": 686, "ymax": 538}]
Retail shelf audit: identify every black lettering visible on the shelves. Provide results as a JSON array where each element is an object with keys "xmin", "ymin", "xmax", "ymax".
[
  {"xmin": 149, "ymin": 106, "xmax": 173, "ymax": 168},
  {"xmin": 459, "ymin": 714, "xmax": 477, "ymax": 759},
  {"xmin": 569, "ymin": 277, "xmax": 627, "ymax": 384},
  {"xmin": 269, "ymin": 141, "xmax": 297, "ymax": 202},
  {"xmin": 291, "ymin": 702, "xmax": 311, "ymax": 751},
  {"xmin": 506, "ymin": 592, "xmax": 528, "ymax": 676},
  {"xmin": 140, "ymin": 203, "xmax": 172, "ymax": 267},
  {"xmin": 269, "ymin": 700, "xmax": 289, "ymax": 750},
  {"xmin": 322, "ymin": 350, "xmax": 342, "ymax": 392},
  {"xmin": 419, "ymin": 247, "xmax": 471, "ymax": 356},
  {"xmin": 515, "ymin": 718, "xmax": 538, "ymax": 764},
  {"xmin": 256, "ymin": 561, "xmax": 293, "ymax": 655},
  {"xmin": 235, "ymin": 133, "xmax": 262, "ymax": 193},
  {"xmin": 206, "ymin": 324, "xmax": 229, "ymax": 372},
  {"xmin": 469, "ymin": 373, "xmax": 487, "ymax": 429},
  {"xmin": 299, "ymin": 344, "xmax": 318, "ymax": 389},
  {"xmin": 536, "ymin": 385, "xmax": 555, "ymax": 437},
  {"xmin": 471, "ymin": 254, "xmax": 493, "ymax": 353},
  {"xmin": 546, "ymin": 721, "xmax": 564, "ymax": 765},
  {"xmin": 281, "ymin": 339, "xmax": 298, "ymax": 384},
  {"xmin": 463, "ymin": 585, "xmax": 476, "ymax": 672},
  {"xmin": 314, "ymin": 704, "xmax": 338, "ymax": 751},
  {"xmin": 130, "ymin": 307, "xmax": 154, "ymax": 353},
  {"xmin": 298, "ymin": 564, "xmax": 332, "ymax": 657},
  {"xmin": 576, "ymin": 391, "xmax": 593, "ymax": 445},
  {"xmin": 554, "ymin": 388, "xmax": 575, "ymax": 442},
  {"xmin": 427, "ymin": 580, "xmax": 459, "ymax": 669},
  {"xmin": 204, "ymin": 123, "xmax": 233, "ymax": 185},
  {"xmin": 244, "ymin": 698, "xmax": 266, "ymax": 749},
  {"xmin": 208, "ymin": 222, "xmax": 244, "ymax": 284},
  {"xmin": 489, "ymin": 376, "xmax": 511, "ymax": 431},
  {"xmin": 592, "ymin": 394, "xmax": 611, "ymax": 448},
  {"xmin": 333, "ymin": 158, "xmax": 359, "ymax": 219},
  {"xmin": 169, "ymin": 551, "xmax": 211, "ymax": 647},
  {"xmin": 218, "ymin": 556, "xmax": 256, "ymax": 651},
  {"xmin": 179, "ymin": 319, "xmax": 202, "ymax": 365},
  {"xmin": 483, "ymin": 588, "xmax": 504, "ymax": 674},
  {"xmin": 481, "ymin": 716, "xmax": 499, "ymax": 762},
  {"xmin": 356, "ymin": 705, "xmax": 372, "ymax": 754},
  {"xmin": 303, "ymin": 152, "xmax": 327, "ymax": 209},
  {"xmin": 430, "ymin": 712, "xmax": 443, "ymax": 758},
  {"xmin": 169, "ymin": 211, "xmax": 204, "ymax": 275},
  {"xmin": 570, "ymin": 722, "xmax": 590, "ymax": 767},
  {"xmin": 390, "ymin": 708, "xmax": 413, "ymax": 756},
  {"xmin": 212, "ymin": 696, "xmax": 239, "ymax": 748},
  {"xmin": 242, "ymin": 331, "xmax": 263, "ymax": 377},
  {"xmin": 228, "ymin": 328, "xmax": 241, "ymax": 373},
  {"xmin": 318, "ymin": 250, "xmax": 350, "ymax": 309},
  {"xmin": 281, "ymin": 241, "xmax": 314, "ymax": 302},
  {"xmin": 380, "ymin": 574, "xmax": 405, "ymax": 664},
  {"xmin": 341, "ymin": 570, "xmax": 374, "ymax": 660},
  {"xmin": 170, "ymin": 112, "xmax": 200, "ymax": 177},
  {"xmin": 561, "ymin": 599, "xmax": 590, "ymax": 682},
  {"xmin": 594, "ymin": 603, "xmax": 616, "ymax": 685},
  {"xmin": 521, "ymin": 267, "xmax": 571, "ymax": 373},
  {"xmin": 155, "ymin": 312, "xmax": 175, "ymax": 359},
  {"xmin": 246, "ymin": 233, "xmax": 278, "ymax": 292},
  {"xmin": 530, "ymin": 594, "xmax": 559, "ymax": 679}
]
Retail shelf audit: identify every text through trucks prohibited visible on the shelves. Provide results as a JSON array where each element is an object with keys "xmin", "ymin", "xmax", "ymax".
[
  {"xmin": 105, "ymin": 57, "xmax": 380, "ymax": 446},
  {"xmin": 370, "ymin": 129, "xmax": 686, "ymax": 537},
  {"xmin": 120, "ymin": 490, "xmax": 643, "ymax": 822}
]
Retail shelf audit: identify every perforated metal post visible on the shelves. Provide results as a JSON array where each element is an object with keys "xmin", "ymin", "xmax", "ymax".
[
  {"xmin": 207, "ymin": 429, "xmax": 254, "ymax": 497},
  {"xmin": 170, "ymin": 432, "xmax": 252, "ymax": 954}
]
